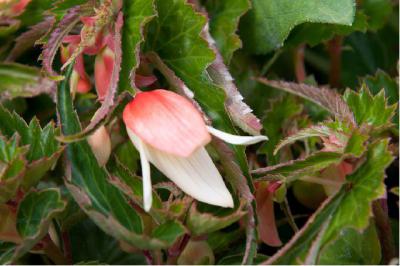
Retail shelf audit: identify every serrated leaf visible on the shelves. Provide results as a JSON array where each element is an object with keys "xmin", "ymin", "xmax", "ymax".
[
  {"xmin": 239, "ymin": 0, "xmax": 356, "ymax": 54},
  {"xmin": 344, "ymin": 85, "xmax": 397, "ymax": 128},
  {"xmin": 206, "ymin": 0, "xmax": 250, "ymax": 64},
  {"xmin": 265, "ymin": 139, "xmax": 393, "ymax": 264},
  {"xmin": 0, "ymin": 63, "xmax": 55, "ymax": 101},
  {"xmin": 2, "ymin": 189, "xmax": 66, "ymax": 264},
  {"xmin": 186, "ymin": 200, "xmax": 247, "ymax": 236},
  {"xmin": 119, "ymin": 0, "xmax": 156, "ymax": 92},
  {"xmin": 0, "ymin": 137, "xmax": 26, "ymax": 203},
  {"xmin": 57, "ymin": 65, "xmax": 185, "ymax": 250},
  {"xmin": 257, "ymin": 79, "xmax": 355, "ymax": 124},
  {"xmin": 253, "ymin": 151, "xmax": 343, "ymax": 178}
]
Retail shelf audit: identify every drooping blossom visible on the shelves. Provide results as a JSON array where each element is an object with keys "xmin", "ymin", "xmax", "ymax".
[{"xmin": 123, "ymin": 89, "xmax": 268, "ymax": 211}]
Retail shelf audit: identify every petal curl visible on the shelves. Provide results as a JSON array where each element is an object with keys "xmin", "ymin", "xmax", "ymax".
[{"xmin": 207, "ymin": 126, "xmax": 268, "ymax": 145}]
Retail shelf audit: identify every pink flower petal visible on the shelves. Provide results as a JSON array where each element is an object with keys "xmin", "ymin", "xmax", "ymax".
[
  {"xmin": 123, "ymin": 90, "xmax": 211, "ymax": 157},
  {"xmin": 95, "ymin": 47, "xmax": 114, "ymax": 101},
  {"xmin": 256, "ymin": 181, "xmax": 282, "ymax": 247}
]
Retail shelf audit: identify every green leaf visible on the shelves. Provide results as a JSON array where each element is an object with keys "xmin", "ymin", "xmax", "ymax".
[
  {"xmin": 206, "ymin": 0, "xmax": 250, "ymax": 64},
  {"xmin": 318, "ymin": 222, "xmax": 381, "ymax": 264},
  {"xmin": 57, "ymin": 65, "xmax": 185, "ymax": 250},
  {"xmin": 287, "ymin": 10, "xmax": 368, "ymax": 47},
  {"xmin": 239, "ymin": 0, "xmax": 356, "ymax": 54},
  {"xmin": 0, "ymin": 63, "xmax": 54, "ymax": 101},
  {"xmin": 344, "ymin": 85, "xmax": 397, "ymax": 128},
  {"xmin": 362, "ymin": 0, "xmax": 393, "ymax": 31},
  {"xmin": 186, "ymin": 200, "xmax": 247, "ymax": 236},
  {"xmin": 253, "ymin": 151, "xmax": 343, "ymax": 178},
  {"xmin": 2, "ymin": 189, "xmax": 66, "ymax": 264},
  {"xmin": 0, "ymin": 137, "xmax": 26, "ymax": 203},
  {"xmin": 266, "ymin": 139, "xmax": 393, "ymax": 264},
  {"xmin": 119, "ymin": 0, "xmax": 156, "ymax": 92},
  {"xmin": 258, "ymin": 95, "xmax": 303, "ymax": 164},
  {"xmin": 0, "ymin": 105, "xmax": 60, "ymax": 161}
]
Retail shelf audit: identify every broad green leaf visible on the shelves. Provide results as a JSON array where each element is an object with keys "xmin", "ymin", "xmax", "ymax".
[
  {"xmin": 57, "ymin": 65, "xmax": 185, "ymax": 250},
  {"xmin": 266, "ymin": 139, "xmax": 393, "ymax": 264},
  {"xmin": 0, "ymin": 63, "xmax": 54, "ymax": 101},
  {"xmin": 187, "ymin": 200, "xmax": 247, "ymax": 236},
  {"xmin": 318, "ymin": 223, "xmax": 381, "ymax": 264},
  {"xmin": 287, "ymin": 11, "xmax": 368, "ymax": 47},
  {"xmin": 258, "ymin": 95, "xmax": 303, "ymax": 164},
  {"xmin": 119, "ymin": 0, "xmax": 156, "ymax": 92},
  {"xmin": 206, "ymin": 0, "xmax": 250, "ymax": 64},
  {"xmin": 239, "ymin": 0, "xmax": 356, "ymax": 54},
  {"xmin": 2, "ymin": 189, "xmax": 66, "ymax": 264},
  {"xmin": 344, "ymin": 85, "xmax": 397, "ymax": 128}
]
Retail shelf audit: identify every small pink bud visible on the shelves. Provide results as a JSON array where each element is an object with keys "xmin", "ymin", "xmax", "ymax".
[
  {"xmin": 134, "ymin": 74, "xmax": 157, "ymax": 88},
  {"xmin": 11, "ymin": 0, "xmax": 31, "ymax": 15},
  {"xmin": 87, "ymin": 125, "xmax": 112, "ymax": 166}
]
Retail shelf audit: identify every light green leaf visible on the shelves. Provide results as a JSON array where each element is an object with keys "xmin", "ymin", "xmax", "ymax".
[
  {"xmin": 239, "ymin": 0, "xmax": 356, "ymax": 54},
  {"xmin": 344, "ymin": 85, "xmax": 397, "ymax": 128},
  {"xmin": 266, "ymin": 139, "xmax": 393, "ymax": 264},
  {"xmin": 206, "ymin": 0, "xmax": 250, "ymax": 64}
]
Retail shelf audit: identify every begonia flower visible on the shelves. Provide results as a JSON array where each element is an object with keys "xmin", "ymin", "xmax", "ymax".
[{"xmin": 123, "ymin": 89, "xmax": 268, "ymax": 211}]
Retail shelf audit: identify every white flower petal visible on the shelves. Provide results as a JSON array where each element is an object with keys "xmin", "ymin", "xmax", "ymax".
[
  {"xmin": 127, "ymin": 129, "xmax": 233, "ymax": 208},
  {"xmin": 207, "ymin": 126, "xmax": 268, "ymax": 145},
  {"xmin": 136, "ymin": 135, "xmax": 152, "ymax": 212}
]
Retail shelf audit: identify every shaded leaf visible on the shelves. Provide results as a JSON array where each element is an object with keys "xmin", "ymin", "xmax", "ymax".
[
  {"xmin": 206, "ymin": 0, "xmax": 250, "ymax": 64},
  {"xmin": 119, "ymin": 0, "xmax": 156, "ymax": 92},
  {"xmin": 257, "ymin": 79, "xmax": 355, "ymax": 124},
  {"xmin": 186, "ymin": 200, "xmax": 246, "ymax": 236}
]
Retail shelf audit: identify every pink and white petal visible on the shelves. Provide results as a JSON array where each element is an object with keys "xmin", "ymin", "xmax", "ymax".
[
  {"xmin": 123, "ymin": 90, "xmax": 211, "ymax": 157},
  {"xmin": 94, "ymin": 47, "xmax": 114, "ymax": 101},
  {"xmin": 206, "ymin": 126, "xmax": 268, "ymax": 145},
  {"xmin": 127, "ymin": 129, "xmax": 233, "ymax": 208}
]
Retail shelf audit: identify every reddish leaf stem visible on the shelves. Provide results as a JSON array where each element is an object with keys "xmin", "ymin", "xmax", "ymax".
[
  {"xmin": 328, "ymin": 36, "xmax": 343, "ymax": 88},
  {"xmin": 294, "ymin": 44, "xmax": 306, "ymax": 83}
]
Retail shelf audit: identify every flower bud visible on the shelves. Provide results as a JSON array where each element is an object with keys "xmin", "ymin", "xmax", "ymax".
[
  {"xmin": 95, "ymin": 46, "xmax": 115, "ymax": 101},
  {"xmin": 87, "ymin": 125, "xmax": 111, "ymax": 166}
]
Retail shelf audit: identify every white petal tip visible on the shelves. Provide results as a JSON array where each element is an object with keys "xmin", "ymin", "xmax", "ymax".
[{"xmin": 207, "ymin": 126, "xmax": 268, "ymax": 145}]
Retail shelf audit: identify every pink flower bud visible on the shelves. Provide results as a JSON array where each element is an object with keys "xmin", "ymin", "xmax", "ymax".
[{"xmin": 87, "ymin": 125, "xmax": 112, "ymax": 166}]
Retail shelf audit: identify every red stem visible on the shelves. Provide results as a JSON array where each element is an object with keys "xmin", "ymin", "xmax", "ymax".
[
  {"xmin": 327, "ymin": 36, "xmax": 343, "ymax": 88},
  {"xmin": 294, "ymin": 44, "xmax": 306, "ymax": 83}
]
